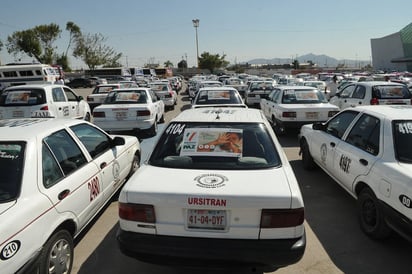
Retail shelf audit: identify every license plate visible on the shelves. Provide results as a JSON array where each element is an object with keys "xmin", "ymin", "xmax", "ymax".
[
  {"xmin": 115, "ymin": 112, "xmax": 127, "ymax": 120},
  {"xmin": 12, "ymin": 110, "xmax": 24, "ymax": 118},
  {"xmin": 187, "ymin": 209, "xmax": 226, "ymax": 230},
  {"xmin": 306, "ymin": 112, "xmax": 318, "ymax": 119}
]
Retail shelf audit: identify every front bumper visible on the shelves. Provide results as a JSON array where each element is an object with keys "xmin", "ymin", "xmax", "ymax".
[{"xmin": 117, "ymin": 229, "xmax": 306, "ymax": 270}]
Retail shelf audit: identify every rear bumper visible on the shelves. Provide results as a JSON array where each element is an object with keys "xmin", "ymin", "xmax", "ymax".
[{"xmin": 117, "ymin": 229, "xmax": 306, "ymax": 269}]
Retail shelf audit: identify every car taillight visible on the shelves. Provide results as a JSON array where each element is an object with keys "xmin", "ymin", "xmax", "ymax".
[
  {"xmin": 282, "ymin": 112, "xmax": 296, "ymax": 118},
  {"xmin": 40, "ymin": 105, "xmax": 49, "ymax": 110},
  {"xmin": 87, "ymin": 96, "xmax": 94, "ymax": 102},
  {"xmin": 260, "ymin": 208, "xmax": 304, "ymax": 228},
  {"xmin": 119, "ymin": 203, "xmax": 155, "ymax": 223},
  {"xmin": 328, "ymin": 111, "xmax": 339, "ymax": 117},
  {"xmin": 137, "ymin": 110, "xmax": 151, "ymax": 116},
  {"xmin": 370, "ymin": 98, "xmax": 379, "ymax": 105},
  {"xmin": 93, "ymin": 111, "xmax": 105, "ymax": 117}
]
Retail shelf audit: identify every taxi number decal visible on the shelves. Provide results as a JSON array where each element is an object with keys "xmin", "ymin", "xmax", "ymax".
[
  {"xmin": 88, "ymin": 176, "xmax": 100, "ymax": 202},
  {"xmin": 397, "ymin": 122, "xmax": 412, "ymax": 134},
  {"xmin": 1, "ymin": 240, "xmax": 20, "ymax": 260},
  {"xmin": 399, "ymin": 195, "xmax": 412, "ymax": 208},
  {"xmin": 339, "ymin": 155, "xmax": 351, "ymax": 173},
  {"xmin": 165, "ymin": 123, "xmax": 185, "ymax": 135},
  {"xmin": 63, "ymin": 106, "xmax": 69, "ymax": 116}
]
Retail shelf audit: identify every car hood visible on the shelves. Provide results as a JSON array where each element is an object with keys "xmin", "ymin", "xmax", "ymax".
[{"xmin": 121, "ymin": 165, "xmax": 294, "ymax": 208}]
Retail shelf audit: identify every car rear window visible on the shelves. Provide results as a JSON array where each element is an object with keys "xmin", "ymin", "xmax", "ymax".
[
  {"xmin": 195, "ymin": 90, "xmax": 243, "ymax": 105},
  {"xmin": 0, "ymin": 89, "xmax": 46, "ymax": 106},
  {"xmin": 104, "ymin": 90, "xmax": 147, "ymax": 104},
  {"xmin": 393, "ymin": 120, "xmax": 412, "ymax": 163},
  {"xmin": 0, "ymin": 142, "xmax": 25, "ymax": 202},
  {"xmin": 149, "ymin": 122, "xmax": 281, "ymax": 170},
  {"xmin": 372, "ymin": 85, "xmax": 411, "ymax": 99},
  {"xmin": 282, "ymin": 89, "xmax": 327, "ymax": 104}
]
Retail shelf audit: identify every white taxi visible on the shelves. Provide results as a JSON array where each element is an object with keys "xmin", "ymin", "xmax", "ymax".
[
  {"xmin": 0, "ymin": 84, "xmax": 92, "ymax": 121},
  {"xmin": 0, "ymin": 118, "xmax": 140, "ymax": 274},
  {"xmin": 191, "ymin": 87, "xmax": 246, "ymax": 109},
  {"xmin": 299, "ymin": 105, "xmax": 412, "ymax": 242},
  {"xmin": 117, "ymin": 107, "xmax": 306, "ymax": 272},
  {"xmin": 92, "ymin": 88, "xmax": 165, "ymax": 136},
  {"xmin": 260, "ymin": 86, "xmax": 339, "ymax": 134}
]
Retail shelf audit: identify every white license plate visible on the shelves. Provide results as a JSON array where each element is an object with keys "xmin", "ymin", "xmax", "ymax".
[
  {"xmin": 12, "ymin": 110, "xmax": 24, "ymax": 118},
  {"xmin": 187, "ymin": 209, "xmax": 226, "ymax": 230},
  {"xmin": 306, "ymin": 112, "xmax": 318, "ymax": 119},
  {"xmin": 115, "ymin": 112, "xmax": 127, "ymax": 120}
]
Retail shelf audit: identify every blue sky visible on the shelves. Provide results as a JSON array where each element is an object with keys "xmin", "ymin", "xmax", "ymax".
[{"xmin": 1, "ymin": 0, "xmax": 411, "ymax": 69}]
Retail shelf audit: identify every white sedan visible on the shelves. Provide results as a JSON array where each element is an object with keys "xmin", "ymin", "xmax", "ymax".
[
  {"xmin": 117, "ymin": 107, "xmax": 306, "ymax": 272},
  {"xmin": 191, "ymin": 86, "xmax": 246, "ymax": 108},
  {"xmin": 299, "ymin": 105, "xmax": 412, "ymax": 242},
  {"xmin": 0, "ymin": 118, "xmax": 140, "ymax": 274},
  {"xmin": 93, "ymin": 88, "xmax": 165, "ymax": 136},
  {"xmin": 260, "ymin": 86, "xmax": 339, "ymax": 134}
]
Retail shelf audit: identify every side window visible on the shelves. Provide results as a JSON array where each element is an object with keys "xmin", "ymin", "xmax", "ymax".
[
  {"xmin": 52, "ymin": 87, "xmax": 66, "ymax": 102},
  {"xmin": 63, "ymin": 87, "xmax": 78, "ymax": 102},
  {"xmin": 346, "ymin": 114, "xmax": 380, "ymax": 155},
  {"xmin": 326, "ymin": 111, "xmax": 359, "ymax": 138},
  {"xmin": 340, "ymin": 84, "xmax": 356, "ymax": 98},
  {"xmin": 70, "ymin": 123, "xmax": 111, "ymax": 159},
  {"xmin": 149, "ymin": 90, "xmax": 157, "ymax": 102},
  {"xmin": 44, "ymin": 130, "xmax": 87, "ymax": 176},
  {"xmin": 351, "ymin": 85, "xmax": 366, "ymax": 99},
  {"xmin": 42, "ymin": 144, "xmax": 64, "ymax": 188}
]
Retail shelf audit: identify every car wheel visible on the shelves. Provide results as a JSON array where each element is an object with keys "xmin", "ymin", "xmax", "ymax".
[
  {"xmin": 272, "ymin": 116, "xmax": 285, "ymax": 135},
  {"xmin": 147, "ymin": 119, "xmax": 158, "ymax": 137},
  {"xmin": 127, "ymin": 154, "xmax": 140, "ymax": 178},
  {"xmin": 159, "ymin": 114, "xmax": 165, "ymax": 124},
  {"xmin": 84, "ymin": 112, "xmax": 91, "ymax": 122},
  {"xmin": 357, "ymin": 187, "xmax": 392, "ymax": 240},
  {"xmin": 37, "ymin": 230, "xmax": 73, "ymax": 274},
  {"xmin": 301, "ymin": 139, "xmax": 316, "ymax": 170}
]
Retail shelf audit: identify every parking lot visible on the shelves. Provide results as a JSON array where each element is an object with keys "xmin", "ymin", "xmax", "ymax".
[{"xmin": 70, "ymin": 87, "xmax": 411, "ymax": 274}]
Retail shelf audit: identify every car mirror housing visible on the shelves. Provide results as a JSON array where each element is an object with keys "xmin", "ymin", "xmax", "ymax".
[
  {"xmin": 312, "ymin": 122, "xmax": 326, "ymax": 131},
  {"xmin": 112, "ymin": 136, "xmax": 126, "ymax": 146}
]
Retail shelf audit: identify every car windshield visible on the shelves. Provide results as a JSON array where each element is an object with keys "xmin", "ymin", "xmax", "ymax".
[
  {"xmin": 372, "ymin": 85, "xmax": 411, "ymax": 99},
  {"xmin": 393, "ymin": 120, "xmax": 412, "ymax": 163},
  {"xmin": 0, "ymin": 142, "xmax": 25, "ymax": 202},
  {"xmin": 103, "ymin": 90, "xmax": 147, "ymax": 104},
  {"xmin": 281, "ymin": 89, "xmax": 327, "ymax": 104},
  {"xmin": 149, "ymin": 122, "xmax": 281, "ymax": 170},
  {"xmin": 195, "ymin": 90, "xmax": 243, "ymax": 105},
  {"xmin": 250, "ymin": 82, "xmax": 273, "ymax": 90},
  {"xmin": 0, "ymin": 89, "xmax": 46, "ymax": 106}
]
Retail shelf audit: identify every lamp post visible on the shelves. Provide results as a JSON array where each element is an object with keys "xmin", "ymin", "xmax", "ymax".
[{"xmin": 192, "ymin": 19, "xmax": 199, "ymax": 68}]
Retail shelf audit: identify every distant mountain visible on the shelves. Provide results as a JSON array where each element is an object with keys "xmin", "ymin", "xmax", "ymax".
[{"xmin": 245, "ymin": 53, "xmax": 369, "ymax": 67}]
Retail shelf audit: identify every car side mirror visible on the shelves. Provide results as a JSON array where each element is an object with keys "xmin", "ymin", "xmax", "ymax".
[
  {"xmin": 312, "ymin": 122, "xmax": 326, "ymax": 131},
  {"xmin": 112, "ymin": 136, "xmax": 125, "ymax": 147}
]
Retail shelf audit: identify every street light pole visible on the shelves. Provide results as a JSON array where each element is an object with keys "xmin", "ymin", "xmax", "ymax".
[{"xmin": 192, "ymin": 19, "xmax": 199, "ymax": 69}]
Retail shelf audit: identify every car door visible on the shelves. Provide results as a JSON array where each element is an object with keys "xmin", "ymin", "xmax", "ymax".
[
  {"xmin": 331, "ymin": 84, "xmax": 356, "ymax": 110},
  {"xmin": 344, "ymin": 84, "xmax": 367, "ymax": 108},
  {"xmin": 309, "ymin": 110, "xmax": 360, "ymax": 172},
  {"xmin": 332, "ymin": 113, "xmax": 380, "ymax": 192},
  {"xmin": 41, "ymin": 129, "xmax": 103, "ymax": 228},
  {"xmin": 70, "ymin": 123, "xmax": 130, "ymax": 200},
  {"xmin": 51, "ymin": 87, "xmax": 70, "ymax": 118},
  {"xmin": 63, "ymin": 86, "xmax": 83, "ymax": 118},
  {"xmin": 148, "ymin": 89, "xmax": 163, "ymax": 121}
]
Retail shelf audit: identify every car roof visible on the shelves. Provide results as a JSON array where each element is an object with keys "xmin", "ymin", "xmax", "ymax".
[
  {"xmin": 171, "ymin": 107, "xmax": 265, "ymax": 123},
  {"xmin": 4, "ymin": 84, "xmax": 60, "ymax": 90},
  {"xmin": 0, "ymin": 118, "xmax": 85, "ymax": 140},
  {"xmin": 352, "ymin": 81, "xmax": 406, "ymax": 87},
  {"xmin": 276, "ymin": 85, "xmax": 317, "ymax": 90},
  {"xmin": 198, "ymin": 86, "xmax": 238, "ymax": 91},
  {"xmin": 348, "ymin": 105, "xmax": 412, "ymax": 120}
]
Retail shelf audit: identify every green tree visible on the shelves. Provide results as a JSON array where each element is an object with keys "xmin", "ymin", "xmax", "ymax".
[
  {"xmin": 177, "ymin": 59, "xmax": 187, "ymax": 69},
  {"xmin": 164, "ymin": 60, "xmax": 173, "ymax": 67},
  {"xmin": 6, "ymin": 23, "xmax": 61, "ymax": 64},
  {"xmin": 72, "ymin": 32, "xmax": 122, "ymax": 70},
  {"xmin": 198, "ymin": 52, "xmax": 229, "ymax": 73}
]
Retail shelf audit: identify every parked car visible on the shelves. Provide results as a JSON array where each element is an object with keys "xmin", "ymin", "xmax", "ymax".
[
  {"xmin": 191, "ymin": 87, "xmax": 246, "ymax": 108},
  {"xmin": 329, "ymin": 81, "xmax": 412, "ymax": 110},
  {"xmin": 148, "ymin": 81, "xmax": 177, "ymax": 110},
  {"xmin": 299, "ymin": 105, "xmax": 412, "ymax": 242},
  {"xmin": 0, "ymin": 84, "xmax": 91, "ymax": 121},
  {"xmin": 87, "ymin": 83, "xmax": 124, "ymax": 111},
  {"xmin": 117, "ymin": 107, "xmax": 306, "ymax": 272},
  {"xmin": 260, "ymin": 86, "xmax": 339, "ymax": 134},
  {"xmin": 188, "ymin": 80, "xmax": 223, "ymax": 98},
  {"xmin": 223, "ymin": 77, "xmax": 248, "ymax": 97},
  {"xmin": 93, "ymin": 88, "xmax": 165, "ymax": 136},
  {"xmin": 244, "ymin": 80, "xmax": 275, "ymax": 107},
  {"xmin": 0, "ymin": 118, "xmax": 140, "ymax": 274},
  {"xmin": 66, "ymin": 78, "xmax": 94, "ymax": 88}
]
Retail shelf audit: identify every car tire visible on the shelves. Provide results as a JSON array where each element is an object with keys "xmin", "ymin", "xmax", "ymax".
[
  {"xmin": 159, "ymin": 114, "xmax": 165, "ymax": 124},
  {"xmin": 84, "ymin": 112, "xmax": 91, "ymax": 122},
  {"xmin": 37, "ymin": 230, "xmax": 73, "ymax": 274},
  {"xmin": 127, "ymin": 154, "xmax": 140, "ymax": 179},
  {"xmin": 147, "ymin": 119, "xmax": 158, "ymax": 137},
  {"xmin": 301, "ymin": 139, "xmax": 316, "ymax": 170},
  {"xmin": 357, "ymin": 187, "xmax": 392, "ymax": 240},
  {"xmin": 272, "ymin": 116, "xmax": 285, "ymax": 135}
]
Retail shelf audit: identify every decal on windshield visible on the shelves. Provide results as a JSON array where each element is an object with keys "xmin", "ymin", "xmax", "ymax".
[
  {"xmin": 399, "ymin": 195, "xmax": 412, "ymax": 208},
  {"xmin": 396, "ymin": 122, "xmax": 412, "ymax": 134},
  {"xmin": 165, "ymin": 123, "xmax": 186, "ymax": 135}
]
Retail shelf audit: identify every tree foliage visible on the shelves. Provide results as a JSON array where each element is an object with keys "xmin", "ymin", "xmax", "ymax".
[
  {"xmin": 164, "ymin": 60, "xmax": 173, "ymax": 68},
  {"xmin": 6, "ymin": 23, "xmax": 61, "ymax": 64},
  {"xmin": 72, "ymin": 32, "xmax": 122, "ymax": 70},
  {"xmin": 198, "ymin": 52, "xmax": 229, "ymax": 73},
  {"xmin": 177, "ymin": 59, "xmax": 187, "ymax": 69}
]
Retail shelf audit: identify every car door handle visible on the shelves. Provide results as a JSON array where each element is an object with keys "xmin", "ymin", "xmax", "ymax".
[
  {"xmin": 100, "ymin": 162, "xmax": 107, "ymax": 169},
  {"xmin": 359, "ymin": 158, "xmax": 368, "ymax": 166},
  {"xmin": 58, "ymin": 189, "xmax": 70, "ymax": 200},
  {"xmin": 330, "ymin": 142, "xmax": 336, "ymax": 148}
]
